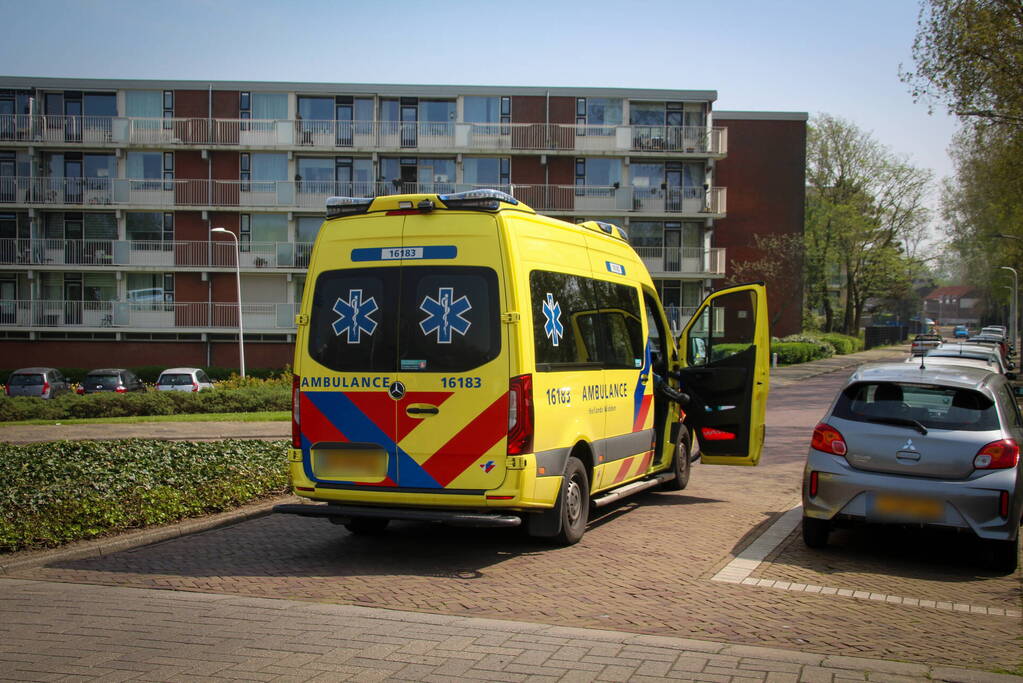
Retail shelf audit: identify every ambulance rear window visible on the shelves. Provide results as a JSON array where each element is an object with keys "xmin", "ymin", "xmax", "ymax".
[{"xmin": 308, "ymin": 265, "xmax": 500, "ymax": 373}]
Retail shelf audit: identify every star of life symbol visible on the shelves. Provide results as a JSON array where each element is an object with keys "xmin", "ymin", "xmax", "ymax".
[
  {"xmin": 543, "ymin": 293, "xmax": 564, "ymax": 346},
  {"xmin": 332, "ymin": 289, "xmax": 378, "ymax": 343},
  {"xmin": 420, "ymin": 287, "xmax": 472, "ymax": 343}
]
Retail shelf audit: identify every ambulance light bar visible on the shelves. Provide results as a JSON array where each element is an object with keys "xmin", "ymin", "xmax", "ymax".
[
  {"xmin": 438, "ymin": 189, "xmax": 519, "ymax": 211},
  {"xmin": 325, "ymin": 196, "xmax": 374, "ymax": 218}
]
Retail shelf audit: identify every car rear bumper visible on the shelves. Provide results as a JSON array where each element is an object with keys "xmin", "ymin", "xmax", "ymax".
[
  {"xmin": 273, "ymin": 502, "xmax": 522, "ymax": 527},
  {"xmin": 803, "ymin": 450, "xmax": 1021, "ymax": 541}
]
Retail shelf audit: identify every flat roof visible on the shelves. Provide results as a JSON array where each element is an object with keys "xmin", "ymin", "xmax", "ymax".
[
  {"xmin": 714, "ymin": 110, "xmax": 809, "ymax": 121},
  {"xmin": 0, "ymin": 76, "xmax": 718, "ymax": 102}
]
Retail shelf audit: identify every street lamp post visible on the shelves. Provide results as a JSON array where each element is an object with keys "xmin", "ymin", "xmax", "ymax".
[
  {"xmin": 211, "ymin": 227, "xmax": 246, "ymax": 378},
  {"xmin": 1000, "ymin": 265, "xmax": 1018, "ymax": 356}
]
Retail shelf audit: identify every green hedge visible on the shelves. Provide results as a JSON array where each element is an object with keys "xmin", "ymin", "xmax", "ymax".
[
  {"xmin": 771, "ymin": 341, "xmax": 831, "ymax": 365},
  {"xmin": 0, "ymin": 366, "xmax": 287, "ymax": 385},
  {"xmin": 0, "ymin": 439, "xmax": 288, "ymax": 553},
  {"xmin": 814, "ymin": 333, "xmax": 864, "ymax": 355},
  {"xmin": 0, "ymin": 383, "xmax": 289, "ymax": 422}
]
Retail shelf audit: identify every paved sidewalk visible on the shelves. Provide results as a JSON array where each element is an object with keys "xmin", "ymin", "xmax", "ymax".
[
  {"xmin": 770, "ymin": 344, "xmax": 909, "ymax": 387},
  {"xmin": 1, "ymin": 577, "xmax": 1018, "ymax": 682}
]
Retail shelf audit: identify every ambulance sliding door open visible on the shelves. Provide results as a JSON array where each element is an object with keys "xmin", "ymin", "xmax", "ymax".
[{"xmin": 676, "ymin": 283, "xmax": 769, "ymax": 466}]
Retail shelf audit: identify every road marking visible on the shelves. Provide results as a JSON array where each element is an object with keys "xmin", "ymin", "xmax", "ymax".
[{"xmin": 711, "ymin": 505, "xmax": 1022, "ymax": 619}]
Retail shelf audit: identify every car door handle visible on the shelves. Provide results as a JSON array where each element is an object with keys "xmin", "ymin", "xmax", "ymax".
[{"xmin": 406, "ymin": 405, "xmax": 439, "ymax": 416}]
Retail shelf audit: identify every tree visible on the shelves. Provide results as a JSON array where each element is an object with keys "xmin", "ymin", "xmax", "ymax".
[
  {"xmin": 805, "ymin": 115, "xmax": 932, "ymax": 334},
  {"xmin": 726, "ymin": 233, "xmax": 804, "ymax": 330},
  {"xmin": 902, "ymin": 0, "xmax": 1023, "ymax": 127}
]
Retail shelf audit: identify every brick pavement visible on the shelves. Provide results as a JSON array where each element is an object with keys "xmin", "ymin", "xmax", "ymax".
[
  {"xmin": 3, "ymin": 344, "xmax": 1020, "ymax": 680},
  {"xmin": 1, "ymin": 577, "xmax": 1019, "ymax": 682}
]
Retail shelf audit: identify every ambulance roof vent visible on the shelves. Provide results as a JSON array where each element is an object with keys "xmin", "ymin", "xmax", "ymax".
[
  {"xmin": 438, "ymin": 188, "xmax": 519, "ymax": 211},
  {"xmin": 580, "ymin": 220, "xmax": 628, "ymax": 242},
  {"xmin": 325, "ymin": 196, "xmax": 374, "ymax": 218}
]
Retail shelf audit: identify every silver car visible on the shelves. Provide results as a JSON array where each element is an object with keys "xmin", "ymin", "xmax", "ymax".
[
  {"xmin": 155, "ymin": 367, "xmax": 214, "ymax": 392},
  {"xmin": 802, "ymin": 363, "xmax": 1022, "ymax": 572},
  {"xmin": 5, "ymin": 367, "xmax": 70, "ymax": 399}
]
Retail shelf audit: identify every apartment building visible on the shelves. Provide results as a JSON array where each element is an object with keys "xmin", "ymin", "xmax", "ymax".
[{"xmin": 0, "ymin": 77, "xmax": 805, "ymax": 370}]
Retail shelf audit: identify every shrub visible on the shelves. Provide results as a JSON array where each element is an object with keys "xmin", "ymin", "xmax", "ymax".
[
  {"xmin": 0, "ymin": 439, "xmax": 288, "ymax": 552},
  {"xmin": 0, "ymin": 382, "xmax": 290, "ymax": 422},
  {"xmin": 770, "ymin": 341, "xmax": 831, "ymax": 365},
  {"xmin": 815, "ymin": 332, "xmax": 864, "ymax": 355},
  {"xmin": 778, "ymin": 334, "xmax": 835, "ymax": 359}
]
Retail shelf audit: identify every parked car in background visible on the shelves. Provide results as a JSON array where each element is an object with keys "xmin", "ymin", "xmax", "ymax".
[
  {"xmin": 802, "ymin": 362, "xmax": 1022, "ymax": 572},
  {"xmin": 982, "ymin": 325, "xmax": 1008, "ymax": 337},
  {"xmin": 967, "ymin": 335, "xmax": 1010, "ymax": 362},
  {"xmin": 904, "ymin": 354, "xmax": 1006, "ymax": 375},
  {"xmin": 4, "ymin": 367, "xmax": 70, "ymax": 399},
  {"xmin": 155, "ymin": 368, "xmax": 214, "ymax": 392},
  {"xmin": 910, "ymin": 333, "xmax": 943, "ymax": 356},
  {"xmin": 77, "ymin": 368, "xmax": 146, "ymax": 394},
  {"xmin": 954, "ymin": 325, "xmax": 970, "ymax": 339},
  {"xmin": 927, "ymin": 344, "xmax": 1012, "ymax": 374}
]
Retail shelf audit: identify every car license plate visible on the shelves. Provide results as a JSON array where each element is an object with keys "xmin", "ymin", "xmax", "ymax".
[{"xmin": 872, "ymin": 493, "xmax": 943, "ymax": 522}]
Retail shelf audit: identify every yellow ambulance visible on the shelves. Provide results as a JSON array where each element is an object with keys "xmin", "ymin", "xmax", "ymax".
[{"xmin": 275, "ymin": 189, "xmax": 769, "ymax": 544}]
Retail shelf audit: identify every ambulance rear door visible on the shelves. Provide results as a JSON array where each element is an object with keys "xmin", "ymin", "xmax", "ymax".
[{"xmin": 391, "ymin": 211, "xmax": 511, "ymax": 492}]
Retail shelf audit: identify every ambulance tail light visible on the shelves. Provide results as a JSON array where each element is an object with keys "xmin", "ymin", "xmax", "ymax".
[
  {"xmin": 507, "ymin": 374, "xmax": 534, "ymax": 455},
  {"xmin": 292, "ymin": 374, "xmax": 301, "ymax": 449}
]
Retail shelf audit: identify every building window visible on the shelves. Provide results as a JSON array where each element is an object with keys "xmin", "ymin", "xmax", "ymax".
[
  {"xmin": 576, "ymin": 97, "xmax": 622, "ymax": 136},
  {"xmin": 462, "ymin": 157, "xmax": 509, "ymax": 189},
  {"xmin": 162, "ymin": 152, "xmax": 174, "ymax": 191},
  {"xmin": 240, "ymin": 153, "xmax": 250, "ymax": 192},
  {"xmin": 127, "ymin": 152, "xmax": 164, "ymax": 191},
  {"xmin": 162, "ymin": 90, "xmax": 173, "ymax": 129},
  {"xmin": 240, "ymin": 214, "xmax": 250, "ymax": 252},
  {"xmin": 239, "ymin": 91, "xmax": 250, "ymax": 130},
  {"xmin": 575, "ymin": 158, "xmax": 621, "ymax": 196}
]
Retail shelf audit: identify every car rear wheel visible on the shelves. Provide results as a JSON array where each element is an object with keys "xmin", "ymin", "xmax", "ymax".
[
  {"xmin": 802, "ymin": 516, "xmax": 830, "ymax": 548},
  {"xmin": 984, "ymin": 536, "xmax": 1019, "ymax": 574},
  {"xmin": 553, "ymin": 457, "xmax": 589, "ymax": 546}
]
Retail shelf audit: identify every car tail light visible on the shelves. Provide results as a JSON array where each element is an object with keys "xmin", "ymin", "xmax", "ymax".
[
  {"xmin": 42, "ymin": 380, "xmax": 50, "ymax": 397},
  {"xmin": 973, "ymin": 439, "xmax": 1019, "ymax": 469},
  {"xmin": 507, "ymin": 374, "xmax": 534, "ymax": 455},
  {"xmin": 292, "ymin": 374, "xmax": 301, "ymax": 449},
  {"xmin": 115, "ymin": 386, "xmax": 127, "ymax": 393},
  {"xmin": 76, "ymin": 386, "xmax": 84, "ymax": 395},
  {"xmin": 1000, "ymin": 491, "xmax": 1010, "ymax": 518},
  {"xmin": 809, "ymin": 471, "xmax": 820, "ymax": 497},
  {"xmin": 192, "ymin": 381, "xmax": 199, "ymax": 392},
  {"xmin": 811, "ymin": 422, "xmax": 847, "ymax": 456}
]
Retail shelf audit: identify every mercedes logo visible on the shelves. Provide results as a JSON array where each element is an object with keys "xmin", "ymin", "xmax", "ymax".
[{"xmin": 388, "ymin": 381, "xmax": 406, "ymax": 401}]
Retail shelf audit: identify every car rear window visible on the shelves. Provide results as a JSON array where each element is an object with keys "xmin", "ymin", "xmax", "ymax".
[
  {"xmin": 834, "ymin": 382, "xmax": 1000, "ymax": 431},
  {"xmin": 8, "ymin": 373, "xmax": 43, "ymax": 386},
  {"xmin": 86, "ymin": 374, "xmax": 121, "ymax": 388},
  {"xmin": 309, "ymin": 265, "xmax": 500, "ymax": 373},
  {"xmin": 158, "ymin": 373, "xmax": 193, "ymax": 386}
]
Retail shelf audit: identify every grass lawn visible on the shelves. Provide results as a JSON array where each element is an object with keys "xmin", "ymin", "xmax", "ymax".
[{"xmin": 0, "ymin": 411, "xmax": 289, "ymax": 426}]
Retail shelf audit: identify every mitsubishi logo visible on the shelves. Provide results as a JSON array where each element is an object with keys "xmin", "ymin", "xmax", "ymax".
[{"xmin": 900, "ymin": 438, "xmax": 917, "ymax": 451}]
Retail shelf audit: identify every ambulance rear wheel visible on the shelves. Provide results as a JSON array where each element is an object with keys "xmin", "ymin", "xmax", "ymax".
[
  {"xmin": 661, "ymin": 430, "xmax": 691, "ymax": 491},
  {"xmin": 343, "ymin": 517, "xmax": 390, "ymax": 535},
  {"xmin": 554, "ymin": 457, "xmax": 589, "ymax": 546}
]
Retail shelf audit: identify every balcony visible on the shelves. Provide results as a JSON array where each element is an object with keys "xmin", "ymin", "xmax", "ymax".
[
  {"xmin": 0, "ymin": 177, "xmax": 727, "ymax": 217},
  {"xmin": 0, "ymin": 299, "xmax": 299, "ymax": 332},
  {"xmin": 0, "ymin": 238, "xmax": 313, "ymax": 270},
  {"xmin": 632, "ymin": 247, "xmax": 726, "ymax": 278},
  {"xmin": 0, "ymin": 115, "xmax": 727, "ymax": 156}
]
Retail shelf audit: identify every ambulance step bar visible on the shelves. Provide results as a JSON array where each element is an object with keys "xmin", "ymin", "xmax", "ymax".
[
  {"xmin": 273, "ymin": 503, "xmax": 522, "ymax": 528},
  {"xmin": 591, "ymin": 472, "xmax": 675, "ymax": 508}
]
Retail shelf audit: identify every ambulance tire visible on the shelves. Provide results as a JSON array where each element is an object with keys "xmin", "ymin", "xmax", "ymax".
[
  {"xmin": 553, "ymin": 457, "xmax": 590, "ymax": 546},
  {"xmin": 661, "ymin": 430, "xmax": 691, "ymax": 491},
  {"xmin": 343, "ymin": 517, "xmax": 390, "ymax": 535}
]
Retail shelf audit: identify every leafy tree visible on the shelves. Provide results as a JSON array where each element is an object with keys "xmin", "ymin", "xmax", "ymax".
[
  {"xmin": 726, "ymin": 233, "xmax": 804, "ymax": 330},
  {"xmin": 805, "ymin": 115, "xmax": 932, "ymax": 334},
  {"xmin": 902, "ymin": 0, "xmax": 1023, "ymax": 127}
]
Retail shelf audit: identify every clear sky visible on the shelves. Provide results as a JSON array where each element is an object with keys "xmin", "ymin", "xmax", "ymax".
[{"xmin": 2, "ymin": 0, "xmax": 958, "ymax": 190}]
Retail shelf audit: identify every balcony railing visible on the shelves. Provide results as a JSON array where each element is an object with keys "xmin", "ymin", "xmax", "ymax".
[
  {"xmin": 0, "ymin": 238, "xmax": 313, "ymax": 269},
  {"xmin": 0, "ymin": 114, "xmax": 727, "ymax": 155},
  {"xmin": 664, "ymin": 306, "xmax": 699, "ymax": 334},
  {"xmin": 0, "ymin": 177, "xmax": 727, "ymax": 215},
  {"xmin": 632, "ymin": 247, "xmax": 725, "ymax": 277},
  {"xmin": 0, "ymin": 299, "xmax": 299, "ymax": 331}
]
